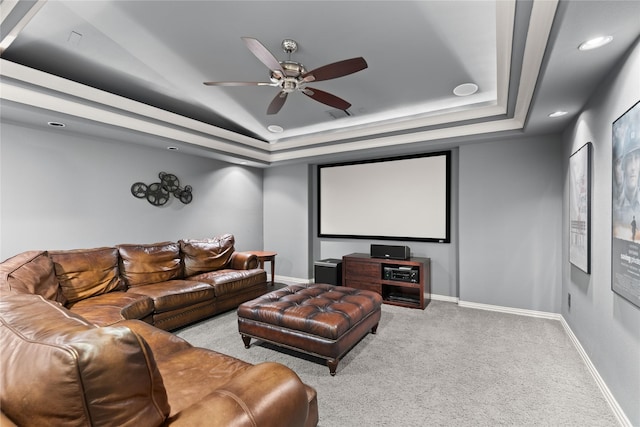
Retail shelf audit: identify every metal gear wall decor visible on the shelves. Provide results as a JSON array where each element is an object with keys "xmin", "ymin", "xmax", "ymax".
[{"xmin": 131, "ymin": 172, "xmax": 193, "ymax": 206}]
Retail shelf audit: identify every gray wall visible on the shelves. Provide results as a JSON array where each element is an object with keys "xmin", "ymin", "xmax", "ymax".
[
  {"xmin": 562, "ymin": 39, "xmax": 640, "ymax": 425},
  {"xmin": 459, "ymin": 134, "xmax": 563, "ymax": 312},
  {"xmin": 0, "ymin": 122, "xmax": 264, "ymax": 259},
  {"xmin": 263, "ymin": 163, "xmax": 313, "ymax": 280}
]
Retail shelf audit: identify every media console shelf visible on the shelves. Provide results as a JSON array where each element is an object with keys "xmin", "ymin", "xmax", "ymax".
[{"xmin": 342, "ymin": 253, "xmax": 431, "ymax": 309}]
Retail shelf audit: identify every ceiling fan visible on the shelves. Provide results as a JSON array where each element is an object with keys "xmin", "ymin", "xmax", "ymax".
[{"xmin": 203, "ymin": 37, "xmax": 368, "ymax": 115}]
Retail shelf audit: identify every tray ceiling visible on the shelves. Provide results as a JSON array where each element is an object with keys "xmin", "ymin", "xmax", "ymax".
[{"xmin": 1, "ymin": 1, "xmax": 639, "ymax": 166}]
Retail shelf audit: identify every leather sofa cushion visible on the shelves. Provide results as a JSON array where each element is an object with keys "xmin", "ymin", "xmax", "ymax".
[
  {"xmin": 190, "ymin": 269, "xmax": 267, "ymax": 297},
  {"xmin": 68, "ymin": 291, "xmax": 155, "ymax": 326},
  {"xmin": 119, "ymin": 242, "xmax": 181, "ymax": 287},
  {"xmin": 125, "ymin": 280, "xmax": 215, "ymax": 313},
  {"xmin": 50, "ymin": 247, "xmax": 122, "ymax": 304},
  {"xmin": 0, "ymin": 250, "xmax": 66, "ymax": 304},
  {"xmin": 152, "ymin": 300, "xmax": 217, "ymax": 332},
  {"xmin": 180, "ymin": 234, "xmax": 235, "ymax": 277},
  {"xmin": 0, "ymin": 294, "xmax": 169, "ymax": 427}
]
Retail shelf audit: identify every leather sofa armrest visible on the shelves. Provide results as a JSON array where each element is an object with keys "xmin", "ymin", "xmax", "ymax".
[
  {"xmin": 228, "ymin": 252, "xmax": 259, "ymax": 270},
  {"xmin": 167, "ymin": 362, "xmax": 310, "ymax": 427}
]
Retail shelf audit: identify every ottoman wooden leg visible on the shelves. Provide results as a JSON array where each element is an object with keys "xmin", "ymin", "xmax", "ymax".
[
  {"xmin": 371, "ymin": 322, "xmax": 379, "ymax": 334},
  {"xmin": 241, "ymin": 335, "xmax": 252, "ymax": 349},
  {"xmin": 327, "ymin": 358, "xmax": 339, "ymax": 376}
]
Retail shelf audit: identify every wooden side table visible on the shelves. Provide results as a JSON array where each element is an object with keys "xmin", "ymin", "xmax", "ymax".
[{"xmin": 248, "ymin": 251, "xmax": 277, "ymax": 286}]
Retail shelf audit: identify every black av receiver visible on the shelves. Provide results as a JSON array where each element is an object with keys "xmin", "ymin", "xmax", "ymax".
[{"xmin": 383, "ymin": 266, "xmax": 419, "ymax": 283}]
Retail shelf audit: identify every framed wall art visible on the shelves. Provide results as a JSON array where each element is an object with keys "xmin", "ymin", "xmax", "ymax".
[
  {"xmin": 569, "ymin": 142, "xmax": 591, "ymax": 273},
  {"xmin": 612, "ymin": 100, "xmax": 640, "ymax": 308}
]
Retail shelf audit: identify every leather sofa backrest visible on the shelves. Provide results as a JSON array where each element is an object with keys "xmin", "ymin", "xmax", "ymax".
[
  {"xmin": 1, "ymin": 234, "xmax": 239, "ymax": 298},
  {"xmin": 180, "ymin": 233, "xmax": 235, "ymax": 277},
  {"xmin": 118, "ymin": 241, "xmax": 182, "ymax": 287},
  {"xmin": 0, "ymin": 294, "xmax": 170, "ymax": 427},
  {"xmin": 50, "ymin": 247, "xmax": 123, "ymax": 304},
  {"xmin": 0, "ymin": 250, "xmax": 66, "ymax": 304}
]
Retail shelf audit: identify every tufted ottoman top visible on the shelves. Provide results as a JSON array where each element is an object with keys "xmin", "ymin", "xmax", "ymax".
[{"xmin": 237, "ymin": 284, "xmax": 382, "ymax": 340}]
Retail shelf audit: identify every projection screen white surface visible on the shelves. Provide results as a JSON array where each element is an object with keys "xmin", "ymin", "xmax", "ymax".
[{"xmin": 319, "ymin": 152, "xmax": 450, "ymax": 242}]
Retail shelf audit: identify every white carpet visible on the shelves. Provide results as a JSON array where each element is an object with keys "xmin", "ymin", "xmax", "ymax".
[{"xmin": 175, "ymin": 299, "xmax": 618, "ymax": 427}]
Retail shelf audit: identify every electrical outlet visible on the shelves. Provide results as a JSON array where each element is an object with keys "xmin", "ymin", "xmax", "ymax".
[{"xmin": 568, "ymin": 293, "xmax": 571, "ymax": 309}]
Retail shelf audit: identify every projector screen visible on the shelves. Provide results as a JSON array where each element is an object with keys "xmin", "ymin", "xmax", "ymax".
[{"xmin": 318, "ymin": 151, "xmax": 451, "ymax": 242}]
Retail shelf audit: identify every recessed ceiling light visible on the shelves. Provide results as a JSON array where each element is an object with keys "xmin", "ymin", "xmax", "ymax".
[
  {"xmin": 453, "ymin": 83, "xmax": 478, "ymax": 97},
  {"xmin": 548, "ymin": 111, "xmax": 568, "ymax": 118},
  {"xmin": 47, "ymin": 121, "xmax": 66, "ymax": 127},
  {"xmin": 167, "ymin": 146, "xmax": 179, "ymax": 151},
  {"xmin": 267, "ymin": 124, "xmax": 284, "ymax": 133},
  {"xmin": 578, "ymin": 36, "xmax": 613, "ymax": 51}
]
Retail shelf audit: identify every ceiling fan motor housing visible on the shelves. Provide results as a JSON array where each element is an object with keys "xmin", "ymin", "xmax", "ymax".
[
  {"xmin": 270, "ymin": 61, "xmax": 307, "ymax": 92},
  {"xmin": 280, "ymin": 61, "xmax": 306, "ymax": 77}
]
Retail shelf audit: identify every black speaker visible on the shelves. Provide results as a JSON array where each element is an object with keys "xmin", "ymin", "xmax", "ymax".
[{"xmin": 370, "ymin": 244, "xmax": 410, "ymax": 260}]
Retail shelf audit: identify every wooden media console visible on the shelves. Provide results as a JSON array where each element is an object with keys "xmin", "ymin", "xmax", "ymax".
[{"xmin": 342, "ymin": 253, "xmax": 431, "ymax": 309}]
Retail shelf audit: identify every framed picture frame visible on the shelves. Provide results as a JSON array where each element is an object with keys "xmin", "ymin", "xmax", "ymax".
[
  {"xmin": 569, "ymin": 142, "xmax": 591, "ymax": 273},
  {"xmin": 612, "ymin": 100, "xmax": 640, "ymax": 309}
]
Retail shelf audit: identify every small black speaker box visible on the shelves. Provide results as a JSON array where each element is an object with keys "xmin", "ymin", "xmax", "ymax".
[{"xmin": 370, "ymin": 244, "xmax": 410, "ymax": 260}]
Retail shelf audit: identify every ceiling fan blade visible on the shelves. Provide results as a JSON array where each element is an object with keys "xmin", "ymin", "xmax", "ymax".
[
  {"xmin": 241, "ymin": 37, "xmax": 285, "ymax": 74},
  {"xmin": 301, "ymin": 57, "xmax": 368, "ymax": 83},
  {"xmin": 267, "ymin": 91, "xmax": 288, "ymax": 115},
  {"xmin": 302, "ymin": 87, "xmax": 351, "ymax": 110},
  {"xmin": 203, "ymin": 81, "xmax": 273, "ymax": 86}
]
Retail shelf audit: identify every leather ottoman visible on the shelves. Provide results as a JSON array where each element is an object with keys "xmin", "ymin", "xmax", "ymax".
[
  {"xmin": 238, "ymin": 283, "xmax": 382, "ymax": 375},
  {"xmin": 237, "ymin": 283, "xmax": 382, "ymax": 375}
]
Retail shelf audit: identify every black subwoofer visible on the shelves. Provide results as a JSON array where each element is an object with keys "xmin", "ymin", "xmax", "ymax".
[{"xmin": 314, "ymin": 259, "xmax": 343, "ymax": 285}]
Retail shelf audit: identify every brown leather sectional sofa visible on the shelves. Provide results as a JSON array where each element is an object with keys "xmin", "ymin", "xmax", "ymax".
[{"xmin": 0, "ymin": 234, "xmax": 319, "ymax": 426}]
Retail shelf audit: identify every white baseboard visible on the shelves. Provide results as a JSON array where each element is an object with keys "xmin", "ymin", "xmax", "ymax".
[
  {"xmin": 278, "ymin": 278, "xmax": 461, "ymax": 303},
  {"xmin": 272, "ymin": 275, "xmax": 312, "ymax": 285},
  {"xmin": 458, "ymin": 299, "xmax": 631, "ymax": 427},
  {"xmin": 430, "ymin": 293, "xmax": 459, "ymax": 303},
  {"xmin": 558, "ymin": 317, "xmax": 632, "ymax": 427},
  {"xmin": 458, "ymin": 300, "xmax": 561, "ymax": 320}
]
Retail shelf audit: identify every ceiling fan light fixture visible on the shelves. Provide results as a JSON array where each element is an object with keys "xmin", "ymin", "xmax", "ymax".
[
  {"xmin": 578, "ymin": 35, "xmax": 613, "ymax": 51},
  {"xmin": 267, "ymin": 124, "xmax": 284, "ymax": 133},
  {"xmin": 453, "ymin": 83, "xmax": 478, "ymax": 97}
]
